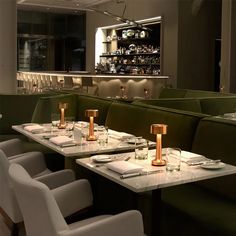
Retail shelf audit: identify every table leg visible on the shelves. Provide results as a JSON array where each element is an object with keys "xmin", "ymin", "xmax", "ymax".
[
  {"xmin": 132, "ymin": 189, "xmax": 162, "ymax": 236},
  {"xmin": 151, "ymin": 189, "xmax": 162, "ymax": 236}
]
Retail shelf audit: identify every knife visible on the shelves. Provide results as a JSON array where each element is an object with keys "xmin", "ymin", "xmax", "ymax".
[
  {"xmin": 187, "ymin": 159, "xmax": 221, "ymax": 166},
  {"xmin": 120, "ymin": 170, "xmax": 164, "ymax": 179}
]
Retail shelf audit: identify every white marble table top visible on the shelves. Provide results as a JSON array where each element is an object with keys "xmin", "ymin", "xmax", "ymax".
[
  {"xmin": 76, "ymin": 149, "xmax": 236, "ymax": 193},
  {"xmin": 12, "ymin": 124, "xmax": 153, "ymax": 157}
]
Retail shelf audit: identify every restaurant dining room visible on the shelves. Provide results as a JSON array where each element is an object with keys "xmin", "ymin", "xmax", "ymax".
[{"xmin": 1, "ymin": 0, "xmax": 236, "ymax": 236}]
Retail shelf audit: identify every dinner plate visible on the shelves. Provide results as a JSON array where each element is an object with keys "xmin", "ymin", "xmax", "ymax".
[
  {"xmin": 91, "ymin": 155, "xmax": 113, "ymax": 163},
  {"xmin": 201, "ymin": 162, "xmax": 225, "ymax": 170}
]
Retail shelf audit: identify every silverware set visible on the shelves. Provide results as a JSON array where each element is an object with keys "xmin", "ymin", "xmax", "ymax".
[{"xmin": 187, "ymin": 159, "xmax": 221, "ymax": 166}]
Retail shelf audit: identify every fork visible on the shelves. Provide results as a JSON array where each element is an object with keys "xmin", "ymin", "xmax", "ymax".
[{"xmin": 124, "ymin": 156, "xmax": 131, "ymax": 161}]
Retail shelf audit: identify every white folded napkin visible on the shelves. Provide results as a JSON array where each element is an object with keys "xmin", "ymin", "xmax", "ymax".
[
  {"xmin": 22, "ymin": 123, "xmax": 38, "ymax": 128},
  {"xmin": 49, "ymin": 135, "xmax": 74, "ymax": 146},
  {"xmin": 106, "ymin": 160, "xmax": 143, "ymax": 175},
  {"xmin": 24, "ymin": 124, "xmax": 45, "ymax": 133},
  {"xmin": 108, "ymin": 129, "xmax": 134, "ymax": 140},
  {"xmin": 181, "ymin": 151, "xmax": 207, "ymax": 163},
  {"xmin": 223, "ymin": 113, "xmax": 236, "ymax": 119}
]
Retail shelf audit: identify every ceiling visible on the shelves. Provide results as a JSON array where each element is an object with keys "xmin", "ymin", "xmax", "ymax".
[{"xmin": 17, "ymin": 0, "xmax": 113, "ymax": 13}]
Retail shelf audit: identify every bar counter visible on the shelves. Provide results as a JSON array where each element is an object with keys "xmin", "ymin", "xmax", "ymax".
[{"xmin": 17, "ymin": 71, "xmax": 171, "ymax": 98}]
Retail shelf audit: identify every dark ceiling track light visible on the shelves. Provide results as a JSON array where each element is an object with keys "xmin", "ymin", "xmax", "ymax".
[{"xmin": 88, "ymin": 7, "xmax": 152, "ymax": 31}]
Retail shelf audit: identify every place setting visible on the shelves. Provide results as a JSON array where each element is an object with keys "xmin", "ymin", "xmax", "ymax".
[{"xmin": 180, "ymin": 150, "xmax": 225, "ymax": 170}]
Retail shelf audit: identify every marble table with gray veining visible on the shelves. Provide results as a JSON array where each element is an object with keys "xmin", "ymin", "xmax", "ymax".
[
  {"xmin": 12, "ymin": 124, "xmax": 153, "ymax": 158},
  {"xmin": 76, "ymin": 149, "xmax": 236, "ymax": 193}
]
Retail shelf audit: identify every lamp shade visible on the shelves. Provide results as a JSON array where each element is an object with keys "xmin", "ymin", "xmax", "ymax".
[
  {"xmin": 150, "ymin": 124, "xmax": 167, "ymax": 135},
  {"xmin": 85, "ymin": 109, "xmax": 99, "ymax": 117},
  {"xmin": 59, "ymin": 102, "xmax": 68, "ymax": 110}
]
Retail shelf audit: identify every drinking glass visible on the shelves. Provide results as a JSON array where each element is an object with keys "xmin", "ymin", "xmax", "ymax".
[
  {"xmin": 97, "ymin": 126, "xmax": 108, "ymax": 146},
  {"xmin": 73, "ymin": 126, "xmax": 82, "ymax": 144},
  {"xmin": 165, "ymin": 148, "xmax": 181, "ymax": 172},
  {"xmin": 65, "ymin": 116, "xmax": 75, "ymax": 132},
  {"xmin": 135, "ymin": 138, "xmax": 149, "ymax": 160},
  {"xmin": 51, "ymin": 113, "xmax": 60, "ymax": 131}
]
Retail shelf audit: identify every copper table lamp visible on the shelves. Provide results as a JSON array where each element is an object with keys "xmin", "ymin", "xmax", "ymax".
[
  {"xmin": 58, "ymin": 103, "xmax": 68, "ymax": 129},
  {"xmin": 85, "ymin": 109, "xmax": 99, "ymax": 141},
  {"xmin": 150, "ymin": 124, "xmax": 167, "ymax": 166}
]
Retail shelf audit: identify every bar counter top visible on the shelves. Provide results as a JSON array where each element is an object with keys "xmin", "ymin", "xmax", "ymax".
[{"xmin": 18, "ymin": 71, "xmax": 170, "ymax": 80}]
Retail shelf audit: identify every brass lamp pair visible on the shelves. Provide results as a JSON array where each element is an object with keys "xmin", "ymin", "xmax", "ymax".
[{"xmin": 57, "ymin": 103, "xmax": 98, "ymax": 141}]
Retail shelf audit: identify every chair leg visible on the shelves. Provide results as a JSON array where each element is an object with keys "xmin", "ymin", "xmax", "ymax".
[
  {"xmin": 11, "ymin": 223, "xmax": 19, "ymax": 236},
  {"xmin": 0, "ymin": 207, "xmax": 20, "ymax": 236}
]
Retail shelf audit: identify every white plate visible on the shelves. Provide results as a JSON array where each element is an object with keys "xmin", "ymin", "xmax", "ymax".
[
  {"xmin": 201, "ymin": 162, "xmax": 225, "ymax": 170},
  {"xmin": 91, "ymin": 155, "xmax": 113, "ymax": 163}
]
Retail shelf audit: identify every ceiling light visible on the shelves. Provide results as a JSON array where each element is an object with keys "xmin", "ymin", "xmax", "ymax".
[{"xmin": 89, "ymin": 7, "xmax": 152, "ymax": 31}]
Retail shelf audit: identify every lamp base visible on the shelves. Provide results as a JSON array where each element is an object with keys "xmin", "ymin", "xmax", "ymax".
[
  {"xmin": 86, "ymin": 135, "xmax": 97, "ymax": 141},
  {"xmin": 152, "ymin": 159, "xmax": 166, "ymax": 166},
  {"xmin": 58, "ymin": 123, "xmax": 66, "ymax": 129}
]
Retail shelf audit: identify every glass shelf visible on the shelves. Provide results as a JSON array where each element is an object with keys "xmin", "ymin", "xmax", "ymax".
[
  {"xmin": 115, "ymin": 63, "xmax": 160, "ymax": 66},
  {"xmin": 100, "ymin": 52, "xmax": 160, "ymax": 57}
]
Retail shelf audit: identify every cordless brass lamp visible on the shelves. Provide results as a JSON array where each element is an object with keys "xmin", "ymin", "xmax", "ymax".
[
  {"xmin": 58, "ymin": 103, "xmax": 68, "ymax": 129},
  {"xmin": 150, "ymin": 124, "xmax": 167, "ymax": 166},
  {"xmin": 85, "ymin": 109, "xmax": 99, "ymax": 141}
]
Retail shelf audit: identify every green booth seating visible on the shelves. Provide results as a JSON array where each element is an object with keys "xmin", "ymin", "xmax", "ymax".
[
  {"xmin": 159, "ymin": 87, "xmax": 234, "ymax": 99},
  {"xmin": 105, "ymin": 102, "xmax": 207, "ymax": 151},
  {"xmin": 31, "ymin": 93, "xmax": 113, "ymax": 125},
  {"xmin": 0, "ymin": 93, "xmax": 52, "ymax": 140},
  {"xmin": 133, "ymin": 98, "xmax": 202, "ymax": 113},
  {"xmin": 77, "ymin": 95, "xmax": 113, "ymax": 125},
  {"xmin": 31, "ymin": 93, "xmax": 78, "ymax": 123},
  {"xmin": 161, "ymin": 117, "xmax": 236, "ymax": 236},
  {"xmin": 134, "ymin": 92, "xmax": 236, "ymax": 116},
  {"xmin": 158, "ymin": 88, "xmax": 188, "ymax": 98},
  {"xmin": 199, "ymin": 96, "xmax": 236, "ymax": 115}
]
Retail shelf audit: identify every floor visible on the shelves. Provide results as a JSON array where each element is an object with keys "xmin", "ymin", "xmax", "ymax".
[{"xmin": 0, "ymin": 214, "xmax": 26, "ymax": 236}]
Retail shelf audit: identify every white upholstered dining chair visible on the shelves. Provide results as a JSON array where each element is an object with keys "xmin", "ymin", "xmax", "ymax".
[
  {"xmin": 0, "ymin": 138, "xmax": 45, "ymax": 161},
  {"xmin": 0, "ymin": 149, "xmax": 75, "ymax": 236},
  {"xmin": 9, "ymin": 163, "xmax": 145, "ymax": 236}
]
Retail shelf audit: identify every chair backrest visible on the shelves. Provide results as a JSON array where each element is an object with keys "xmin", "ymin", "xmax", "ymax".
[
  {"xmin": 64, "ymin": 76, "xmax": 74, "ymax": 88},
  {"xmin": 51, "ymin": 76, "xmax": 59, "ymax": 88},
  {"xmin": 0, "ymin": 150, "xmax": 22, "ymax": 223},
  {"xmin": 0, "ymin": 138, "xmax": 23, "ymax": 157},
  {"xmin": 9, "ymin": 163, "xmax": 69, "ymax": 236}
]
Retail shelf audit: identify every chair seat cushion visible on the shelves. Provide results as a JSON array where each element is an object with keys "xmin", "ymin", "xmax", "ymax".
[
  {"xmin": 33, "ymin": 168, "xmax": 52, "ymax": 178},
  {"xmin": 69, "ymin": 215, "xmax": 111, "ymax": 230}
]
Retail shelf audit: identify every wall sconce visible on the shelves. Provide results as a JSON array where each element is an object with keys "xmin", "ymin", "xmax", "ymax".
[
  {"xmin": 150, "ymin": 124, "xmax": 167, "ymax": 166},
  {"xmin": 120, "ymin": 86, "xmax": 126, "ymax": 99},
  {"xmin": 58, "ymin": 103, "xmax": 68, "ymax": 129},
  {"xmin": 85, "ymin": 109, "xmax": 99, "ymax": 141},
  {"xmin": 144, "ymin": 88, "xmax": 150, "ymax": 99}
]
